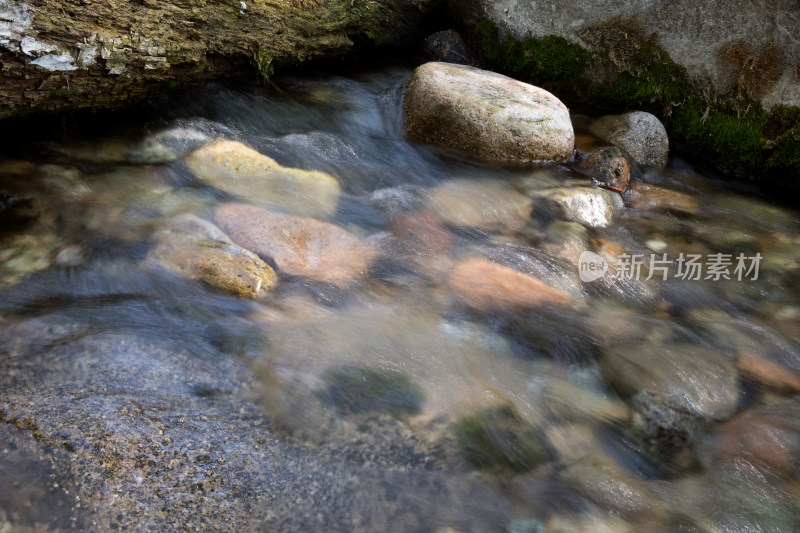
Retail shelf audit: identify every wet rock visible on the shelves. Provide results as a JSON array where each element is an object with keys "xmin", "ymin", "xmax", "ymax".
[
  {"xmin": 602, "ymin": 343, "xmax": 739, "ymax": 420},
  {"xmin": 447, "ymin": 258, "xmax": 571, "ymax": 312},
  {"xmin": 544, "ymin": 379, "xmax": 630, "ymax": 424},
  {"xmin": 213, "ymin": 202, "xmax": 379, "ymax": 286},
  {"xmin": 630, "ymin": 391, "xmax": 709, "ymax": 473},
  {"xmin": 622, "ymin": 182, "xmax": 701, "ymax": 216},
  {"xmin": 317, "ymin": 365, "xmax": 424, "ymax": 416},
  {"xmin": 388, "ymin": 210, "xmax": 454, "ymax": 254},
  {"xmin": 586, "ymin": 305, "xmax": 649, "ymax": 347},
  {"xmin": 546, "ymin": 512, "xmax": 634, "ymax": 533},
  {"xmin": 0, "ymin": 423, "xmax": 76, "ymax": 531},
  {"xmin": 185, "ymin": 139, "xmax": 341, "ymax": 218},
  {"xmin": 544, "ymin": 424, "xmax": 603, "ymax": 463},
  {"xmin": 735, "ymin": 351, "xmax": 800, "ymax": 395},
  {"xmin": 590, "ymin": 112, "xmax": 669, "ymax": 167},
  {"xmin": 674, "ymin": 469, "xmax": 800, "ymax": 532},
  {"xmin": 561, "ymin": 453, "xmax": 659, "ymax": 516},
  {"xmin": 0, "ymin": 192, "xmax": 38, "ymax": 233},
  {"xmin": 424, "ymin": 178, "xmax": 533, "ymax": 233},
  {"xmin": 578, "ymin": 146, "xmax": 632, "ymax": 190},
  {"xmin": 541, "ymin": 220, "xmax": 590, "ymax": 266},
  {"xmin": 422, "ymin": 30, "xmax": 478, "ymax": 65},
  {"xmin": 0, "ymin": 324, "xmax": 500, "ymax": 531},
  {"xmin": 533, "ymin": 187, "xmax": 616, "ymax": 228},
  {"xmin": 718, "ymin": 410, "xmax": 799, "ymax": 479},
  {"xmin": 452, "ymin": 404, "xmax": 553, "ymax": 472},
  {"xmin": 144, "ymin": 213, "xmax": 277, "ymax": 298},
  {"xmin": 545, "ymin": 220, "xmax": 590, "ymax": 244},
  {"xmin": 404, "ymin": 62, "xmax": 574, "ymax": 162}
]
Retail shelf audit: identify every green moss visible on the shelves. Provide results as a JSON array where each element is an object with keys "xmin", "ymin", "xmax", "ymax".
[
  {"xmin": 474, "ymin": 20, "xmax": 590, "ymax": 90},
  {"xmin": 468, "ymin": 17, "xmax": 800, "ymax": 181},
  {"xmin": 451, "ymin": 404, "xmax": 553, "ymax": 473},
  {"xmin": 671, "ymin": 101, "xmax": 767, "ymax": 170},
  {"xmin": 252, "ymin": 47, "xmax": 275, "ymax": 87},
  {"xmin": 317, "ymin": 365, "xmax": 424, "ymax": 416}
]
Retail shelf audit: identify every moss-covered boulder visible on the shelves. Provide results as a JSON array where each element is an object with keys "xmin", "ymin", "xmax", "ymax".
[{"xmin": 0, "ymin": 0, "xmax": 438, "ymax": 118}]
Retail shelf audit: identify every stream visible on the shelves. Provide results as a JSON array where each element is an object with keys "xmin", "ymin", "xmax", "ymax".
[{"xmin": 1, "ymin": 65, "xmax": 800, "ymax": 532}]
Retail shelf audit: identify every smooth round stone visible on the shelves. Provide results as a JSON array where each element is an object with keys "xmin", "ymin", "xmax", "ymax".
[{"xmin": 404, "ymin": 62, "xmax": 574, "ymax": 162}]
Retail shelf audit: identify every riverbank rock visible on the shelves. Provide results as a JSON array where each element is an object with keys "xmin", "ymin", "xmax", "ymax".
[
  {"xmin": 144, "ymin": 213, "xmax": 277, "ymax": 298},
  {"xmin": 404, "ymin": 62, "xmax": 574, "ymax": 162},
  {"xmin": 590, "ymin": 112, "xmax": 669, "ymax": 168},
  {"xmin": 0, "ymin": 0, "xmax": 437, "ymax": 118},
  {"xmin": 185, "ymin": 139, "xmax": 341, "ymax": 218},
  {"xmin": 578, "ymin": 146, "xmax": 632, "ymax": 190},
  {"xmin": 213, "ymin": 202, "xmax": 378, "ymax": 286},
  {"xmin": 424, "ymin": 178, "xmax": 533, "ymax": 233},
  {"xmin": 422, "ymin": 30, "xmax": 479, "ymax": 65},
  {"xmin": 452, "ymin": 1, "xmax": 800, "ymax": 110},
  {"xmin": 602, "ymin": 343, "xmax": 739, "ymax": 420},
  {"xmin": 447, "ymin": 257, "xmax": 571, "ymax": 312},
  {"xmin": 532, "ymin": 187, "xmax": 617, "ymax": 228}
]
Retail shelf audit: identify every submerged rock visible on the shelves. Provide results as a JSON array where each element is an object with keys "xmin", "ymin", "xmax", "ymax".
[
  {"xmin": 735, "ymin": 351, "xmax": 800, "ymax": 395},
  {"xmin": 447, "ymin": 258, "xmax": 571, "ymax": 312},
  {"xmin": 388, "ymin": 210, "xmax": 455, "ymax": 254},
  {"xmin": 144, "ymin": 213, "xmax": 277, "ymax": 298},
  {"xmin": 630, "ymin": 391, "xmax": 709, "ymax": 473},
  {"xmin": 185, "ymin": 139, "xmax": 341, "ymax": 218},
  {"xmin": 452, "ymin": 404, "xmax": 553, "ymax": 472},
  {"xmin": 213, "ymin": 202, "xmax": 378, "ymax": 286},
  {"xmin": 532, "ymin": 187, "xmax": 617, "ymax": 228},
  {"xmin": 561, "ymin": 453, "xmax": 660, "ymax": 516},
  {"xmin": 317, "ymin": 365, "xmax": 424, "ymax": 416},
  {"xmin": 590, "ymin": 112, "xmax": 669, "ymax": 168},
  {"xmin": 602, "ymin": 343, "xmax": 739, "ymax": 420},
  {"xmin": 404, "ymin": 62, "xmax": 574, "ymax": 162},
  {"xmin": 544, "ymin": 379, "xmax": 630, "ymax": 424},
  {"xmin": 424, "ymin": 178, "xmax": 533, "ymax": 233},
  {"xmin": 717, "ymin": 410, "xmax": 799, "ymax": 479},
  {"xmin": 622, "ymin": 182, "xmax": 701, "ymax": 216}
]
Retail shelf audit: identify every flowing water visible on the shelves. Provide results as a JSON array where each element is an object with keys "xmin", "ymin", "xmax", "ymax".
[{"xmin": 1, "ymin": 65, "xmax": 800, "ymax": 532}]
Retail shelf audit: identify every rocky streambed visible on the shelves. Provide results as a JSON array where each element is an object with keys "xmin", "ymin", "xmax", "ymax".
[{"xmin": 1, "ymin": 64, "xmax": 800, "ymax": 532}]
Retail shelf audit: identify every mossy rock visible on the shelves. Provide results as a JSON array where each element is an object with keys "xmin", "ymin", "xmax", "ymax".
[
  {"xmin": 451, "ymin": 404, "xmax": 553, "ymax": 473},
  {"xmin": 467, "ymin": 18, "xmax": 800, "ymax": 190},
  {"xmin": 317, "ymin": 365, "xmax": 424, "ymax": 416}
]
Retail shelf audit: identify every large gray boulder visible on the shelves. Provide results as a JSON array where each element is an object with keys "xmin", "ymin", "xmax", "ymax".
[
  {"xmin": 453, "ymin": 0, "xmax": 800, "ymax": 109},
  {"xmin": 404, "ymin": 62, "xmax": 575, "ymax": 162}
]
